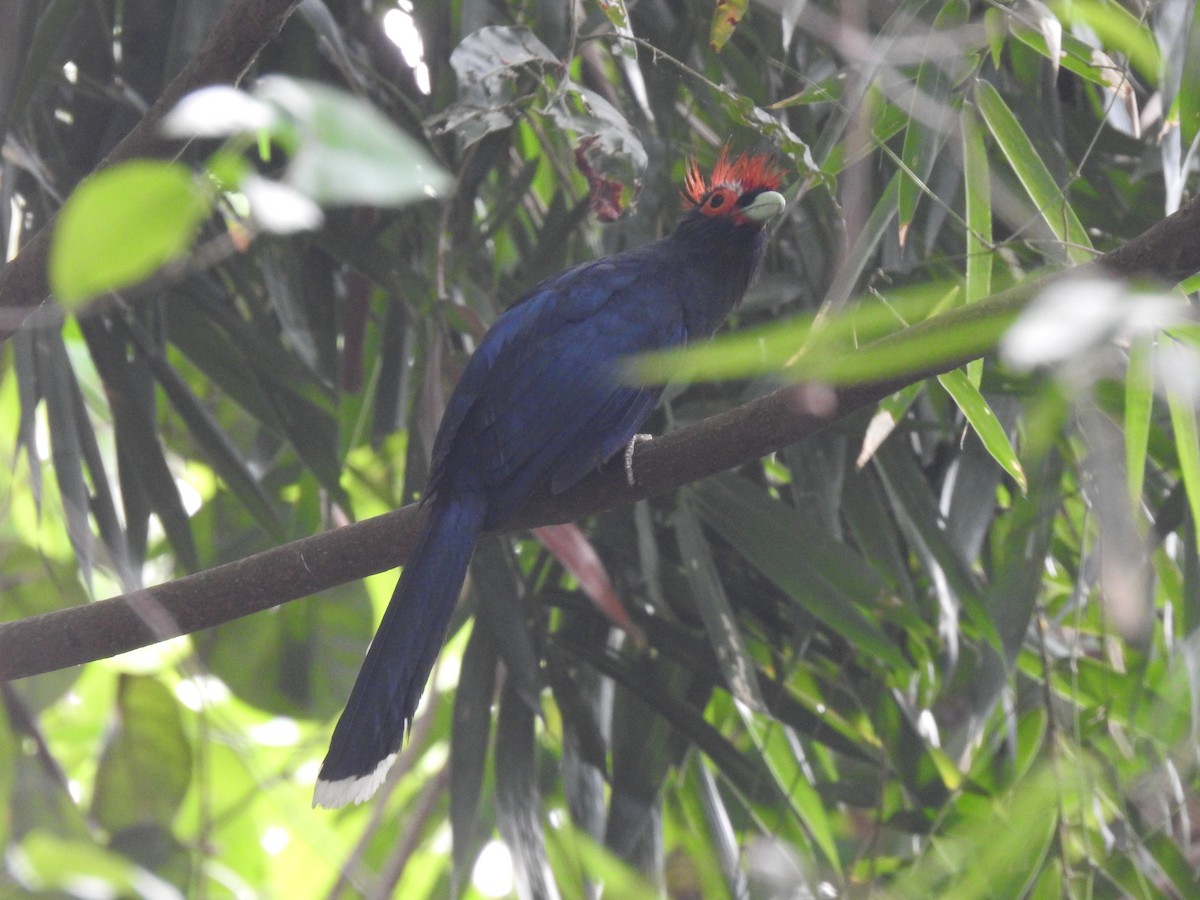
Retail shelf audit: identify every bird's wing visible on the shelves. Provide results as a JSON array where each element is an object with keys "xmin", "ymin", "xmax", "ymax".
[{"xmin": 429, "ymin": 254, "xmax": 686, "ymax": 523}]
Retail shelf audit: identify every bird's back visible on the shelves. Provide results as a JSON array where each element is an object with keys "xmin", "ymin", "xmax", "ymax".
[{"xmin": 428, "ymin": 239, "xmax": 715, "ymax": 525}]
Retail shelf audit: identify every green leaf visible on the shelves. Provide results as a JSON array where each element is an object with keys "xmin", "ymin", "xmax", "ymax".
[
  {"xmin": 740, "ymin": 713, "xmax": 842, "ymax": 870},
  {"xmin": 49, "ymin": 160, "xmax": 211, "ymax": 306},
  {"xmin": 629, "ymin": 277, "xmax": 1036, "ymax": 388},
  {"xmin": 1175, "ymin": 5, "xmax": 1200, "ymax": 150},
  {"xmin": 204, "ymin": 582, "xmax": 374, "ymax": 717},
  {"xmin": 897, "ymin": 1, "xmax": 966, "ymax": 246},
  {"xmin": 451, "ymin": 621, "xmax": 498, "ymax": 890},
  {"xmin": 674, "ymin": 502, "xmax": 765, "ymax": 711},
  {"xmin": 543, "ymin": 819, "xmax": 659, "ymax": 898},
  {"xmin": 709, "ymin": 0, "xmax": 749, "ymax": 52},
  {"xmin": 91, "ymin": 675, "xmax": 191, "ymax": 833},
  {"xmin": 973, "ymin": 79, "xmax": 1092, "ymax": 264},
  {"xmin": 1049, "ymin": 0, "xmax": 1162, "ymax": 86},
  {"xmin": 254, "ymin": 76, "xmax": 452, "ymax": 207},
  {"xmin": 595, "ymin": 0, "xmax": 631, "ymax": 31},
  {"xmin": 692, "ymin": 476, "xmax": 907, "ymax": 668},
  {"xmin": 937, "ymin": 369, "xmax": 1027, "ymax": 492},
  {"xmin": 962, "ymin": 103, "xmax": 992, "ymax": 305},
  {"xmin": 13, "ymin": 830, "xmax": 177, "ymax": 896},
  {"xmin": 1124, "ymin": 336, "xmax": 1153, "ymax": 508},
  {"xmin": 1165, "ymin": 350, "xmax": 1200, "ymax": 556}
]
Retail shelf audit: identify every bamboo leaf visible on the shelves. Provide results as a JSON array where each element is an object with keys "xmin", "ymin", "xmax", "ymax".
[
  {"xmin": 138, "ymin": 348, "xmax": 281, "ymax": 537},
  {"xmin": 973, "ymin": 79, "xmax": 1092, "ymax": 264},
  {"xmin": 897, "ymin": 0, "xmax": 966, "ymax": 246},
  {"xmin": 1125, "ymin": 336, "xmax": 1154, "ymax": 509},
  {"xmin": 937, "ymin": 368, "xmax": 1027, "ymax": 492},
  {"xmin": 1049, "ymin": 0, "xmax": 1161, "ymax": 86},
  {"xmin": 691, "ymin": 476, "xmax": 907, "ymax": 668},
  {"xmin": 1176, "ymin": 4, "xmax": 1200, "ymax": 150},
  {"xmin": 674, "ymin": 502, "xmax": 765, "ymax": 711},
  {"xmin": 495, "ymin": 680, "xmax": 557, "ymax": 900},
  {"xmin": 1164, "ymin": 350, "xmax": 1200, "ymax": 556},
  {"xmin": 451, "ymin": 620, "xmax": 498, "ymax": 892}
]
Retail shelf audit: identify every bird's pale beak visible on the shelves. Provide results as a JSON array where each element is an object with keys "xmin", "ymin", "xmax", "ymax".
[{"xmin": 743, "ymin": 190, "xmax": 786, "ymax": 223}]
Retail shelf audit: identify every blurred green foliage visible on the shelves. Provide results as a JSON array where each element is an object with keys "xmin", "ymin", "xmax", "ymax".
[{"xmin": 2, "ymin": 0, "xmax": 1200, "ymax": 897}]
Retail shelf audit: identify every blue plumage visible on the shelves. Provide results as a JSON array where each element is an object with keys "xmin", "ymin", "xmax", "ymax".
[{"xmin": 314, "ymin": 151, "xmax": 785, "ymax": 806}]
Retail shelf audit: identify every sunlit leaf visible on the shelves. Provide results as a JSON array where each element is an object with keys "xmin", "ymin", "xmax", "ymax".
[
  {"xmin": 1176, "ymin": 7, "xmax": 1200, "ymax": 150},
  {"xmin": 49, "ymin": 160, "xmax": 212, "ymax": 306},
  {"xmin": 857, "ymin": 382, "xmax": 923, "ymax": 468},
  {"xmin": 897, "ymin": 0, "xmax": 966, "ymax": 247},
  {"xmin": 1002, "ymin": 278, "xmax": 1183, "ymax": 370},
  {"xmin": 938, "ymin": 369, "xmax": 1027, "ymax": 492},
  {"xmin": 12, "ymin": 831, "xmax": 178, "ymax": 897},
  {"xmin": 1164, "ymin": 344, "xmax": 1200, "ymax": 556},
  {"xmin": 255, "ymin": 76, "xmax": 452, "ymax": 206},
  {"xmin": 1049, "ymin": 0, "xmax": 1162, "ymax": 86},
  {"xmin": 91, "ymin": 675, "xmax": 191, "ymax": 833},
  {"xmin": 709, "ymin": 0, "xmax": 749, "ymax": 52},
  {"xmin": 160, "ymin": 84, "xmax": 278, "ymax": 138},
  {"xmin": 1017, "ymin": 0, "xmax": 1062, "ymax": 75},
  {"xmin": 240, "ymin": 174, "xmax": 324, "ymax": 233},
  {"xmin": 1125, "ymin": 336, "xmax": 1153, "ymax": 509},
  {"xmin": 973, "ymin": 79, "xmax": 1092, "ymax": 264}
]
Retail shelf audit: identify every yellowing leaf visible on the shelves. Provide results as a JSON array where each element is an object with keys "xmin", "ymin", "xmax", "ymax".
[{"xmin": 709, "ymin": 0, "xmax": 749, "ymax": 52}]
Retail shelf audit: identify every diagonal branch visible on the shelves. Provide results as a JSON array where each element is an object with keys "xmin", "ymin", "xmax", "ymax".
[{"xmin": 1, "ymin": 194, "xmax": 1198, "ymax": 681}]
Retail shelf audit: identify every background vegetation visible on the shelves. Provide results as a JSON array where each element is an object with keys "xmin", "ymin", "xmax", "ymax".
[{"xmin": 2, "ymin": 0, "xmax": 1200, "ymax": 896}]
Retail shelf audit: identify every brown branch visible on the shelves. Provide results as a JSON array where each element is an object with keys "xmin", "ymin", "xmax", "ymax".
[
  {"xmin": 0, "ymin": 195, "xmax": 1198, "ymax": 682},
  {"xmin": 0, "ymin": 0, "xmax": 303, "ymax": 338}
]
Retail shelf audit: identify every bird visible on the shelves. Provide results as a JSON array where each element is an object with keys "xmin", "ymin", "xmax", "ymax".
[{"xmin": 314, "ymin": 148, "xmax": 786, "ymax": 807}]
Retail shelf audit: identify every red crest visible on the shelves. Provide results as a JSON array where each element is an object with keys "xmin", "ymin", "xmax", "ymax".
[{"xmin": 682, "ymin": 147, "xmax": 784, "ymax": 208}]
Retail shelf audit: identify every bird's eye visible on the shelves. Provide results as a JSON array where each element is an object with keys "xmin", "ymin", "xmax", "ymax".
[{"xmin": 700, "ymin": 187, "xmax": 739, "ymax": 216}]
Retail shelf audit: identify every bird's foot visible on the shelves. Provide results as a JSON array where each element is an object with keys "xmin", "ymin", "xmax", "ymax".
[{"xmin": 624, "ymin": 434, "xmax": 653, "ymax": 487}]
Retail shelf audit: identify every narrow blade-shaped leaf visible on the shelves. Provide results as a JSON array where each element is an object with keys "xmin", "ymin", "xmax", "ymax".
[
  {"xmin": 1165, "ymin": 359, "xmax": 1200, "ymax": 556},
  {"xmin": 691, "ymin": 476, "xmax": 906, "ymax": 668},
  {"xmin": 674, "ymin": 502, "xmax": 765, "ymax": 711},
  {"xmin": 1125, "ymin": 336, "xmax": 1153, "ymax": 509},
  {"xmin": 973, "ymin": 79, "xmax": 1092, "ymax": 264},
  {"xmin": 938, "ymin": 369, "xmax": 1027, "ymax": 492}
]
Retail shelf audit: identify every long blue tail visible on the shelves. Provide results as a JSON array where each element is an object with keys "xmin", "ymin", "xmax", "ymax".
[{"xmin": 314, "ymin": 492, "xmax": 486, "ymax": 807}]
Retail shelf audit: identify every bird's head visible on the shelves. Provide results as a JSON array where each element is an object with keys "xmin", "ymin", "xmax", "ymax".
[{"xmin": 681, "ymin": 148, "xmax": 786, "ymax": 229}]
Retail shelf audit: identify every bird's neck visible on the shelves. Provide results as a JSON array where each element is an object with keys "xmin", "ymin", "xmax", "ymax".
[{"xmin": 667, "ymin": 223, "xmax": 769, "ymax": 337}]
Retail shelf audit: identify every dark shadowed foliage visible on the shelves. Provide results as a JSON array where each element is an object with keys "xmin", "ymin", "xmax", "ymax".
[{"xmin": 2, "ymin": 0, "xmax": 1200, "ymax": 896}]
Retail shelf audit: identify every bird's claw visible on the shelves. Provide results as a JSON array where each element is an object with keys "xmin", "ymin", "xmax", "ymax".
[{"xmin": 624, "ymin": 434, "xmax": 653, "ymax": 487}]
